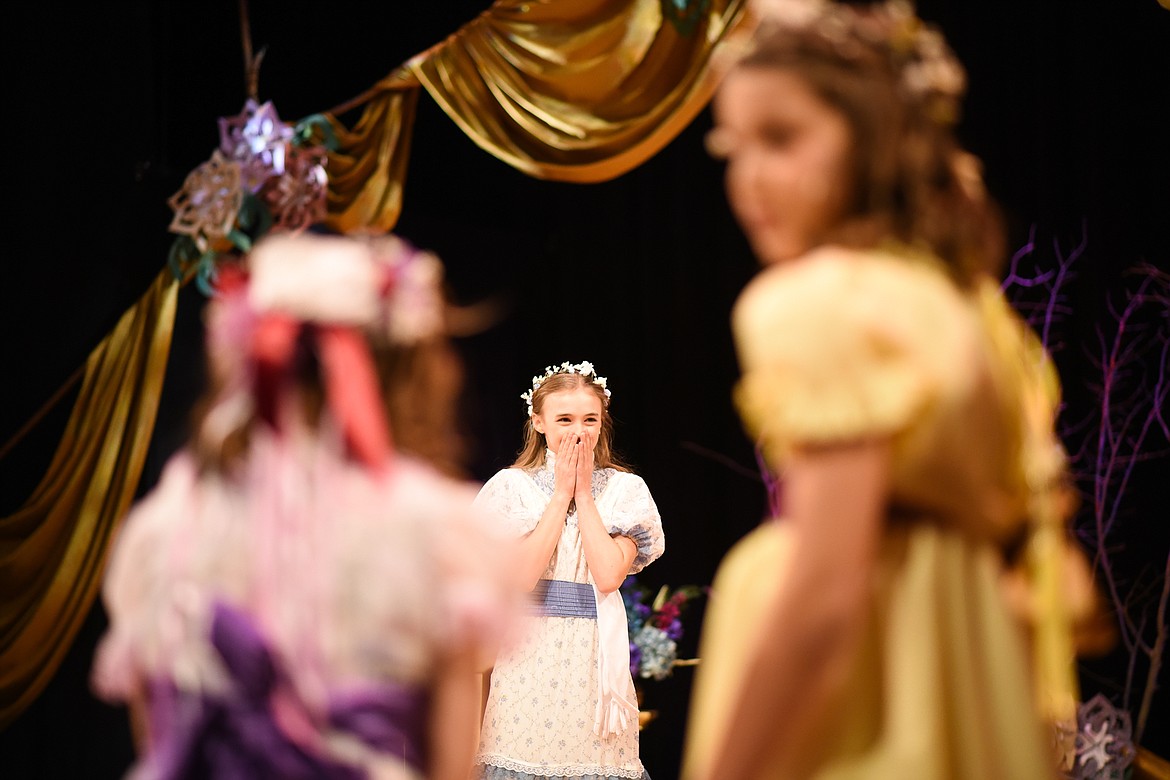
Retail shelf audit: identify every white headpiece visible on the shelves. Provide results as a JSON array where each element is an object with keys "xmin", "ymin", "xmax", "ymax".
[
  {"xmin": 201, "ymin": 231, "xmax": 447, "ymax": 470},
  {"xmin": 245, "ymin": 232, "xmax": 445, "ymax": 345},
  {"xmin": 521, "ymin": 361, "xmax": 611, "ymax": 417}
]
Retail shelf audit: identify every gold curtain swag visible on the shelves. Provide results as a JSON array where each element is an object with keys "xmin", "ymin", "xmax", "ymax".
[
  {"xmin": 0, "ymin": 270, "xmax": 179, "ymax": 729},
  {"xmin": 323, "ymin": 73, "xmax": 422, "ymax": 234},
  {"xmin": 324, "ymin": 0, "xmax": 750, "ymax": 232},
  {"xmin": 1, "ymin": 0, "xmax": 753, "ymax": 729}
]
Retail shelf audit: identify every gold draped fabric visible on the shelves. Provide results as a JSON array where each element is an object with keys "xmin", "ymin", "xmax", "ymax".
[
  {"xmin": 323, "ymin": 72, "xmax": 421, "ymax": 234},
  {"xmin": 1, "ymin": 0, "xmax": 751, "ymax": 728},
  {"xmin": 0, "ymin": 271, "xmax": 178, "ymax": 729},
  {"xmin": 324, "ymin": 0, "xmax": 750, "ymax": 232}
]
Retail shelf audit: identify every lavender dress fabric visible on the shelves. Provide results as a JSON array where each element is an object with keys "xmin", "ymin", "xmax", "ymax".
[
  {"xmin": 139, "ymin": 602, "xmax": 410, "ymax": 779},
  {"xmin": 93, "ymin": 446, "xmax": 514, "ymax": 780}
]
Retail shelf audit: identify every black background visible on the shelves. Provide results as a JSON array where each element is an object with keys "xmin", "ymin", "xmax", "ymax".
[{"xmin": 1, "ymin": 2, "xmax": 1168, "ymax": 778}]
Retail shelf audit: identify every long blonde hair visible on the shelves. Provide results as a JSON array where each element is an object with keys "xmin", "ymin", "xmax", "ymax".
[{"xmin": 511, "ymin": 372, "xmax": 629, "ymax": 472}]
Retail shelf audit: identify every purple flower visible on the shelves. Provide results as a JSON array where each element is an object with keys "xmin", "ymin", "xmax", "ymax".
[
  {"xmin": 629, "ymin": 643, "xmax": 642, "ymax": 676},
  {"xmin": 666, "ymin": 619, "xmax": 683, "ymax": 641}
]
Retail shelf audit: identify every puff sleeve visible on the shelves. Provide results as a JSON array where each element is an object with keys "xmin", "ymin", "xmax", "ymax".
[
  {"xmin": 731, "ymin": 248, "xmax": 977, "ymax": 465},
  {"xmin": 602, "ymin": 472, "xmax": 665, "ymax": 575},
  {"xmin": 92, "ymin": 452, "xmax": 202, "ymax": 702},
  {"xmin": 472, "ymin": 468, "xmax": 546, "ymax": 539}
]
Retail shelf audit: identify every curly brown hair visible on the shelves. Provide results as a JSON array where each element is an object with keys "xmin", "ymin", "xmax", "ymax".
[{"xmin": 730, "ymin": 5, "xmax": 1006, "ymax": 286}]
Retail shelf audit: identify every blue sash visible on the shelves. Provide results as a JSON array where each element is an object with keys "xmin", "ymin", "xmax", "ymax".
[{"xmin": 529, "ymin": 579, "xmax": 596, "ymax": 618}]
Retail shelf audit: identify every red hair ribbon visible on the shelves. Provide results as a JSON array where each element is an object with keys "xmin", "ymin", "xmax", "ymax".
[
  {"xmin": 251, "ymin": 313, "xmax": 302, "ymax": 430},
  {"xmin": 315, "ymin": 325, "xmax": 393, "ymax": 471},
  {"xmin": 250, "ymin": 313, "xmax": 392, "ymax": 472}
]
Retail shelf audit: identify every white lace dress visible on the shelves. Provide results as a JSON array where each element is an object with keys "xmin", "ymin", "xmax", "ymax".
[{"xmin": 473, "ymin": 451, "xmax": 665, "ymax": 780}]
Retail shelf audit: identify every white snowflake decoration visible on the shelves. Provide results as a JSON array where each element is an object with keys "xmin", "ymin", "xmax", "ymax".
[{"xmin": 1068, "ymin": 693, "xmax": 1135, "ymax": 780}]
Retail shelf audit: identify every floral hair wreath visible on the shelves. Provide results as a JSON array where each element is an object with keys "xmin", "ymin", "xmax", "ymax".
[
  {"xmin": 521, "ymin": 361, "xmax": 611, "ymax": 417},
  {"xmin": 742, "ymin": 0, "xmax": 967, "ymax": 126}
]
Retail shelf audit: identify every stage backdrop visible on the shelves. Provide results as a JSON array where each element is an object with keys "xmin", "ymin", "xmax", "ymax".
[{"xmin": 1, "ymin": 2, "xmax": 1167, "ymax": 779}]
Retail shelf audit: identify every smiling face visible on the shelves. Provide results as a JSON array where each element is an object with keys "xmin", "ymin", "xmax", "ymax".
[
  {"xmin": 531, "ymin": 387, "xmax": 603, "ymax": 454},
  {"xmin": 709, "ymin": 66, "xmax": 856, "ymax": 265}
]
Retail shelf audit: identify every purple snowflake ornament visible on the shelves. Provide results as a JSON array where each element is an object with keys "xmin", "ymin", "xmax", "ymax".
[
  {"xmin": 218, "ymin": 99, "xmax": 294, "ymax": 193},
  {"xmin": 261, "ymin": 144, "xmax": 328, "ymax": 233},
  {"xmin": 167, "ymin": 150, "xmax": 243, "ymax": 252}
]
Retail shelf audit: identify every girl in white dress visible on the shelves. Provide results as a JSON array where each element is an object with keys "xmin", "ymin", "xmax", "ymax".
[{"xmin": 473, "ymin": 362, "xmax": 665, "ymax": 780}]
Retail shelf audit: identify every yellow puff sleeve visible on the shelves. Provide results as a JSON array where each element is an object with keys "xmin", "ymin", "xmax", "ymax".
[{"xmin": 731, "ymin": 247, "xmax": 977, "ymax": 466}]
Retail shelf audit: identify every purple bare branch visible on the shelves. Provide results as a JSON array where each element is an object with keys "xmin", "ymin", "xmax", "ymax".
[
  {"xmin": 754, "ymin": 445, "xmax": 782, "ymax": 518},
  {"xmin": 1133, "ymin": 551, "xmax": 1170, "ymax": 745},
  {"xmin": 951, "ymin": 229, "xmax": 1165, "ymax": 740},
  {"xmin": 1123, "ymin": 607, "xmax": 1145, "ymax": 705},
  {"xmin": 1040, "ymin": 229, "xmax": 1085, "ymax": 349},
  {"xmin": 1001, "ymin": 225, "xmax": 1044, "ymax": 292},
  {"xmin": 1093, "ymin": 277, "xmax": 1158, "ymax": 524},
  {"xmin": 1155, "ymin": 350, "xmax": 1169, "ymax": 440},
  {"xmin": 1103, "ymin": 401, "xmax": 1160, "ymax": 538},
  {"xmin": 678, "ymin": 440, "xmax": 767, "ymax": 484}
]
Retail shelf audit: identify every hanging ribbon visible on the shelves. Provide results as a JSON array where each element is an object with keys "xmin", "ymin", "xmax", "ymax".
[
  {"xmin": 593, "ymin": 585, "xmax": 640, "ymax": 739},
  {"xmin": 315, "ymin": 325, "xmax": 392, "ymax": 471}
]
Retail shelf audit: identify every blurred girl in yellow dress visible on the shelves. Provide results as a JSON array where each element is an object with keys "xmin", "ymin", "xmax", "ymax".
[{"xmin": 682, "ymin": 2, "xmax": 1101, "ymax": 778}]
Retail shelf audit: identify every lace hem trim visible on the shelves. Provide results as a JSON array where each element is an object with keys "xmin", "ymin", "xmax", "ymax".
[{"xmin": 476, "ymin": 754, "xmax": 644, "ymax": 779}]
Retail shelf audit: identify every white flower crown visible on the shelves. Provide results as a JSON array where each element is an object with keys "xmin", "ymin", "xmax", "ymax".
[{"xmin": 521, "ymin": 361, "xmax": 611, "ymax": 417}]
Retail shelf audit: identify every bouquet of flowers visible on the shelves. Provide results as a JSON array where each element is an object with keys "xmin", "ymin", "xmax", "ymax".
[{"xmin": 621, "ymin": 576, "xmax": 705, "ymax": 680}]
